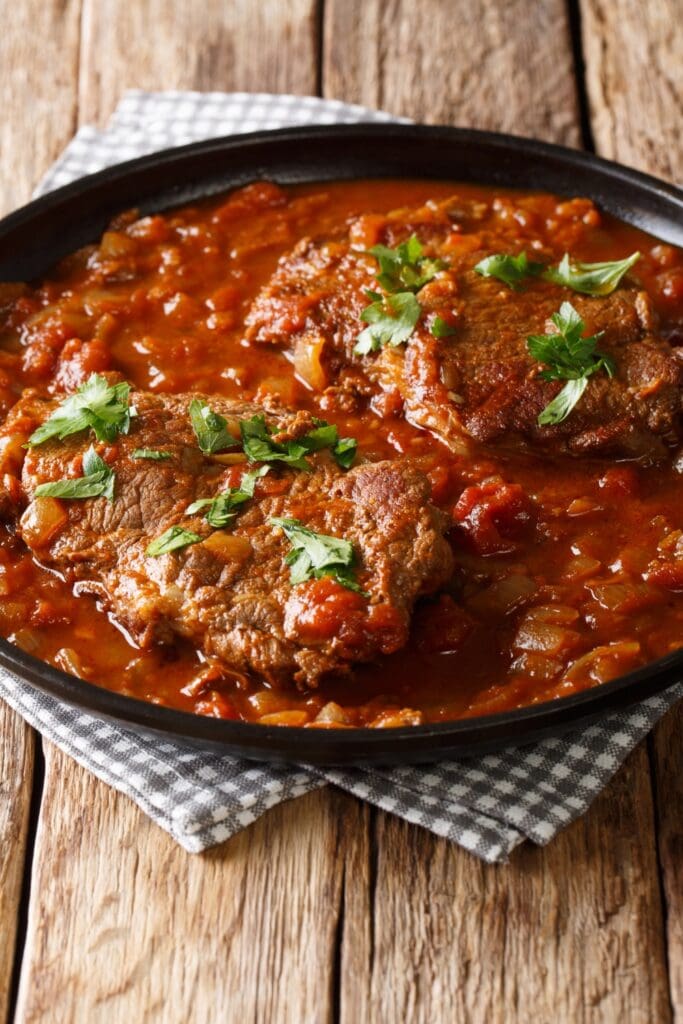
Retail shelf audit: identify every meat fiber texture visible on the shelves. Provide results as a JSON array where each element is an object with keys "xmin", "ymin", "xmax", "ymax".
[
  {"xmin": 6, "ymin": 391, "xmax": 453, "ymax": 687},
  {"xmin": 246, "ymin": 194, "xmax": 683, "ymax": 460}
]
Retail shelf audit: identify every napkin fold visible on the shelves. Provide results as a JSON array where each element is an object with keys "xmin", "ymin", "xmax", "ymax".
[{"xmin": 1, "ymin": 91, "xmax": 680, "ymax": 863}]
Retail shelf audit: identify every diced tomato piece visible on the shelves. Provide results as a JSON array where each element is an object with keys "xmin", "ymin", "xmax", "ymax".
[
  {"xmin": 413, "ymin": 594, "xmax": 474, "ymax": 654},
  {"xmin": 195, "ymin": 690, "xmax": 240, "ymax": 719},
  {"xmin": 598, "ymin": 466, "xmax": 639, "ymax": 499},
  {"xmin": 286, "ymin": 576, "xmax": 368, "ymax": 642},
  {"xmin": 644, "ymin": 562, "xmax": 683, "ymax": 591},
  {"xmin": 54, "ymin": 338, "xmax": 112, "ymax": 392},
  {"xmin": 452, "ymin": 481, "xmax": 534, "ymax": 555}
]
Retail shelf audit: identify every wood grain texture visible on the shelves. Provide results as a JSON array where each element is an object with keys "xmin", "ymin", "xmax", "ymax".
[
  {"xmin": 581, "ymin": 4, "xmax": 683, "ymax": 1017},
  {"xmin": 339, "ymin": 749, "xmax": 672, "ymax": 1024},
  {"xmin": 0, "ymin": 0, "xmax": 81, "ymax": 215},
  {"xmin": 0, "ymin": 0, "xmax": 82, "ymax": 1016},
  {"xmin": 0, "ymin": 708, "xmax": 34, "ymax": 1024},
  {"xmin": 652, "ymin": 709, "xmax": 683, "ymax": 1020},
  {"xmin": 324, "ymin": 0, "xmax": 580, "ymax": 143},
  {"xmin": 325, "ymin": 2, "xmax": 673, "ymax": 1020},
  {"xmin": 78, "ymin": 0, "xmax": 320, "ymax": 126},
  {"xmin": 7, "ymin": 1, "xmax": 682, "ymax": 1021},
  {"xmin": 16, "ymin": 747, "xmax": 360, "ymax": 1024},
  {"xmin": 581, "ymin": 0, "xmax": 683, "ymax": 179}
]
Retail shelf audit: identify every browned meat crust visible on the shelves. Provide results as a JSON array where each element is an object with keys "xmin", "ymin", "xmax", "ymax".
[
  {"xmin": 6, "ymin": 390, "xmax": 453, "ymax": 687},
  {"xmin": 245, "ymin": 195, "xmax": 683, "ymax": 460}
]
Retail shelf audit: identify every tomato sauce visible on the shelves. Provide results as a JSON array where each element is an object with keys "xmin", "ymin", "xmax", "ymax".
[{"xmin": 1, "ymin": 179, "xmax": 683, "ymax": 727}]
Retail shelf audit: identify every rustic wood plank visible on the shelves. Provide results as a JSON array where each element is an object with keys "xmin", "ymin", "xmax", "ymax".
[
  {"xmin": 323, "ymin": 0, "xmax": 580, "ymax": 144},
  {"xmin": 340, "ymin": 748, "xmax": 671, "ymax": 1024},
  {"xmin": 581, "ymin": 3, "xmax": 683, "ymax": 1016},
  {"xmin": 16, "ymin": 747, "xmax": 359, "ymax": 1024},
  {"xmin": 78, "ymin": 0, "xmax": 320, "ymax": 127},
  {"xmin": 0, "ymin": 0, "xmax": 81, "ymax": 216},
  {"xmin": 581, "ymin": 0, "xmax": 683, "ymax": 180},
  {"xmin": 324, "ymin": 1, "xmax": 673, "ymax": 1019},
  {"xmin": 0, "ymin": 708, "xmax": 34, "ymax": 1024},
  {"xmin": 0, "ymin": 1, "xmax": 82, "ymax": 1017},
  {"xmin": 13, "ymin": 4, "xmax": 355, "ymax": 1021},
  {"xmin": 651, "ymin": 710, "xmax": 683, "ymax": 1020}
]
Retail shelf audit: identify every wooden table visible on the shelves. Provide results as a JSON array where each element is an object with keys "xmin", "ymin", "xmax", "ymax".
[{"xmin": 0, "ymin": 2, "xmax": 681, "ymax": 1020}]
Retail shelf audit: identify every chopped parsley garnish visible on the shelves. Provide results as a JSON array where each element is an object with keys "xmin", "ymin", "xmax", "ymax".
[
  {"xmin": 239, "ymin": 415, "xmax": 356, "ymax": 471},
  {"xmin": 367, "ymin": 234, "xmax": 446, "ymax": 294},
  {"xmin": 34, "ymin": 446, "xmax": 115, "ymax": 502},
  {"xmin": 186, "ymin": 466, "xmax": 269, "ymax": 529},
  {"xmin": 28, "ymin": 375, "xmax": 135, "ymax": 447},
  {"xmin": 146, "ymin": 525, "xmax": 202, "ymax": 557},
  {"xmin": 188, "ymin": 399, "xmax": 238, "ymax": 454},
  {"xmin": 527, "ymin": 301, "xmax": 615, "ymax": 426},
  {"xmin": 355, "ymin": 235, "xmax": 447, "ymax": 355},
  {"xmin": 132, "ymin": 448, "xmax": 172, "ymax": 461},
  {"xmin": 430, "ymin": 315, "xmax": 457, "ymax": 339},
  {"xmin": 543, "ymin": 251, "xmax": 641, "ymax": 295},
  {"xmin": 355, "ymin": 291, "xmax": 421, "ymax": 355},
  {"xmin": 474, "ymin": 252, "xmax": 544, "ymax": 290},
  {"xmin": 331, "ymin": 435, "xmax": 358, "ymax": 470},
  {"xmin": 269, "ymin": 516, "xmax": 367, "ymax": 595}
]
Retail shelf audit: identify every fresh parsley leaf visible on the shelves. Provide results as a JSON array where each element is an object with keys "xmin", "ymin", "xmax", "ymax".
[
  {"xmin": 132, "ymin": 448, "xmax": 172, "ymax": 461},
  {"xmin": 543, "ymin": 251, "xmax": 641, "ymax": 295},
  {"xmin": 474, "ymin": 252, "xmax": 544, "ymax": 290},
  {"xmin": 332, "ymin": 436, "xmax": 358, "ymax": 469},
  {"xmin": 527, "ymin": 301, "xmax": 615, "ymax": 425},
  {"xmin": 537, "ymin": 378, "xmax": 589, "ymax": 426},
  {"xmin": 186, "ymin": 466, "xmax": 269, "ymax": 528},
  {"xmin": 430, "ymin": 315, "xmax": 457, "ymax": 339},
  {"xmin": 367, "ymin": 234, "xmax": 446, "ymax": 294},
  {"xmin": 146, "ymin": 525, "xmax": 202, "ymax": 557},
  {"xmin": 29, "ymin": 375, "xmax": 135, "ymax": 446},
  {"xmin": 34, "ymin": 445, "xmax": 115, "ymax": 502},
  {"xmin": 240, "ymin": 415, "xmax": 311, "ymax": 470},
  {"xmin": 355, "ymin": 291, "xmax": 421, "ymax": 355},
  {"xmin": 188, "ymin": 399, "xmax": 237, "ymax": 455},
  {"xmin": 295, "ymin": 420, "xmax": 358, "ymax": 469},
  {"xmin": 269, "ymin": 516, "xmax": 367, "ymax": 595},
  {"xmin": 239, "ymin": 416, "xmax": 356, "ymax": 471}
]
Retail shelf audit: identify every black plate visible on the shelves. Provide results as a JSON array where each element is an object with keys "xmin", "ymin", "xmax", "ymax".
[{"xmin": 1, "ymin": 124, "xmax": 682, "ymax": 765}]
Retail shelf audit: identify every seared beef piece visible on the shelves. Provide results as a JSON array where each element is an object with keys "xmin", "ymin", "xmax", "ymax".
[
  {"xmin": 246, "ymin": 195, "xmax": 683, "ymax": 460},
  {"xmin": 6, "ymin": 391, "xmax": 453, "ymax": 687}
]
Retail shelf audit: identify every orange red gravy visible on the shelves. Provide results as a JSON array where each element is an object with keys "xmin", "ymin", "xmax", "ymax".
[{"xmin": 1, "ymin": 179, "xmax": 683, "ymax": 727}]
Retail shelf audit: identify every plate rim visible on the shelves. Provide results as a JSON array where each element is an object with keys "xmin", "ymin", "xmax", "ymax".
[{"xmin": 1, "ymin": 121, "xmax": 682, "ymax": 763}]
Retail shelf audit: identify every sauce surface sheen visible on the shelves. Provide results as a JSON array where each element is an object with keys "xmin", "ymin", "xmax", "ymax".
[{"xmin": 1, "ymin": 178, "xmax": 683, "ymax": 728}]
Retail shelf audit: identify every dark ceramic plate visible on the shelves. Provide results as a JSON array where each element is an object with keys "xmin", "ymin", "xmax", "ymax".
[{"xmin": 1, "ymin": 124, "xmax": 682, "ymax": 764}]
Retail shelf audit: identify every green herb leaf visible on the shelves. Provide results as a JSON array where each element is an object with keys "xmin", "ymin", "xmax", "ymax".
[
  {"xmin": 146, "ymin": 525, "xmax": 202, "ymax": 557},
  {"xmin": 239, "ymin": 415, "xmax": 356, "ymax": 471},
  {"xmin": 537, "ymin": 378, "xmax": 589, "ymax": 426},
  {"xmin": 332, "ymin": 436, "xmax": 358, "ymax": 469},
  {"xmin": 543, "ymin": 251, "xmax": 641, "ymax": 295},
  {"xmin": 188, "ymin": 399, "xmax": 237, "ymax": 455},
  {"xmin": 132, "ymin": 448, "xmax": 172, "ymax": 461},
  {"xmin": 367, "ymin": 234, "xmax": 446, "ymax": 294},
  {"xmin": 355, "ymin": 291, "xmax": 421, "ymax": 355},
  {"xmin": 474, "ymin": 252, "xmax": 544, "ymax": 290},
  {"xmin": 269, "ymin": 516, "xmax": 367, "ymax": 594},
  {"xmin": 430, "ymin": 315, "xmax": 457, "ymax": 339},
  {"xmin": 186, "ymin": 466, "xmax": 269, "ymax": 528},
  {"xmin": 34, "ymin": 445, "xmax": 115, "ymax": 501},
  {"xmin": 29, "ymin": 375, "xmax": 135, "ymax": 446},
  {"xmin": 527, "ymin": 301, "xmax": 615, "ymax": 425}
]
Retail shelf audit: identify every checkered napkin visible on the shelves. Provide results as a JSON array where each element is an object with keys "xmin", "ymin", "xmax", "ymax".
[{"xmin": 0, "ymin": 91, "xmax": 680, "ymax": 863}]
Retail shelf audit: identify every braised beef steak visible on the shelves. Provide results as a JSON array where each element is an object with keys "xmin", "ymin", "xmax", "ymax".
[
  {"xmin": 5, "ymin": 391, "xmax": 453, "ymax": 687},
  {"xmin": 246, "ymin": 195, "xmax": 683, "ymax": 459}
]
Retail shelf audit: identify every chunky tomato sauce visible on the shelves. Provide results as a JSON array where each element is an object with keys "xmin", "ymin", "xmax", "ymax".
[{"xmin": 1, "ymin": 179, "xmax": 683, "ymax": 727}]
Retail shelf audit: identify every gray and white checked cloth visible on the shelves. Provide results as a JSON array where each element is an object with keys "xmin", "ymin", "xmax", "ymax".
[{"xmin": 0, "ymin": 91, "xmax": 680, "ymax": 863}]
